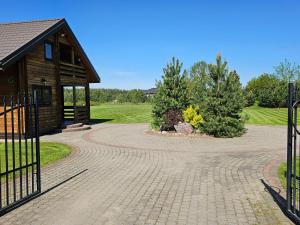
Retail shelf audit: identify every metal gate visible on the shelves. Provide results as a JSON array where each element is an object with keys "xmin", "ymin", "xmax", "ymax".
[{"xmin": 0, "ymin": 93, "xmax": 41, "ymax": 216}]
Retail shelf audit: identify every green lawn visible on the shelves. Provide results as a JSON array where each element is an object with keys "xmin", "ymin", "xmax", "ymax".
[
  {"xmin": 91, "ymin": 103, "xmax": 293, "ymax": 126},
  {"xmin": 243, "ymin": 105, "xmax": 292, "ymax": 125},
  {"xmin": 278, "ymin": 158, "xmax": 300, "ymax": 200},
  {"xmin": 0, "ymin": 142, "xmax": 72, "ymax": 172},
  {"xmin": 91, "ymin": 103, "xmax": 152, "ymax": 124}
]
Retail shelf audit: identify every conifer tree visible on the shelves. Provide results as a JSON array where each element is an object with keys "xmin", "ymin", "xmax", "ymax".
[
  {"xmin": 152, "ymin": 58, "xmax": 189, "ymax": 130},
  {"xmin": 203, "ymin": 55, "xmax": 245, "ymax": 137}
]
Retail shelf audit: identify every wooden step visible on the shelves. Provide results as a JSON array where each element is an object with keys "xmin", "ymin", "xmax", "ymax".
[
  {"xmin": 62, "ymin": 125, "xmax": 91, "ymax": 132},
  {"xmin": 66, "ymin": 123, "xmax": 83, "ymax": 129}
]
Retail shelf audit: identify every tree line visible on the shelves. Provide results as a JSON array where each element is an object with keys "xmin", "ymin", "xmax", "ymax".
[
  {"xmin": 244, "ymin": 59, "xmax": 300, "ymax": 108},
  {"xmin": 63, "ymin": 88, "xmax": 149, "ymax": 105}
]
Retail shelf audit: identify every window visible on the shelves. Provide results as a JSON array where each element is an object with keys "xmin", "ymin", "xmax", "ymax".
[
  {"xmin": 59, "ymin": 43, "xmax": 72, "ymax": 63},
  {"xmin": 32, "ymin": 85, "xmax": 52, "ymax": 106},
  {"xmin": 44, "ymin": 42, "xmax": 53, "ymax": 60}
]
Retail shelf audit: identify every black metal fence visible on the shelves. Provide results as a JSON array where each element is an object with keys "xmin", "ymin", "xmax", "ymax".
[
  {"xmin": 0, "ymin": 93, "xmax": 41, "ymax": 216},
  {"xmin": 286, "ymin": 82, "xmax": 300, "ymax": 222}
]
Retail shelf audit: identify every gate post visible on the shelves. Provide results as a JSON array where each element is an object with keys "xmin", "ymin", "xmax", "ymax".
[
  {"xmin": 287, "ymin": 82, "xmax": 294, "ymax": 211},
  {"xmin": 33, "ymin": 90, "xmax": 41, "ymax": 193}
]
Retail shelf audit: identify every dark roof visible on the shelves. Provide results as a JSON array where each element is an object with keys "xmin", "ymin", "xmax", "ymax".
[
  {"xmin": 0, "ymin": 18, "xmax": 100, "ymax": 83},
  {"xmin": 144, "ymin": 88, "xmax": 157, "ymax": 94}
]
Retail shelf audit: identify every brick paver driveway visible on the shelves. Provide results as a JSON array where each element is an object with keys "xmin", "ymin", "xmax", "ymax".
[{"xmin": 0, "ymin": 124, "xmax": 292, "ymax": 225}]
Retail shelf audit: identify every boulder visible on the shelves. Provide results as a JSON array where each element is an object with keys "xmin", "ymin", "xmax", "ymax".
[{"xmin": 174, "ymin": 122, "xmax": 193, "ymax": 134}]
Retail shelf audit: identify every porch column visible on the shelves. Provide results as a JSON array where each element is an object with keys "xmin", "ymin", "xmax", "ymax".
[
  {"xmin": 85, "ymin": 83, "xmax": 90, "ymax": 121},
  {"xmin": 72, "ymin": 86, "xmax": 77, "ymax": 123}
]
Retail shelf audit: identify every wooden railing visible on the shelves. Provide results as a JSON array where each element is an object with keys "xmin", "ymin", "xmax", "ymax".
[
  {"xmin": 75, "ymin": 106, "xmax": 89, "ymax": 123},
  {"xmin": 63, "ymin": 106, "xmax": 88, "ymax": 123},
  {"xmin": 59, "ymin": 62, "xmax": 86, "ymax": 78},
  {"xmin": 63, "ymin": 106, "xmax": 75, "ymax": 121}
]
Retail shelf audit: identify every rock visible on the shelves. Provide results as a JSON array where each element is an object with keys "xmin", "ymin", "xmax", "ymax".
[
  {"xmin": 161, "ymin": 131, "xmax": 168, "ymax": 135},
  {"xmin": 174, "ymin": 122, "xmax": 193, "ymax": 134}
]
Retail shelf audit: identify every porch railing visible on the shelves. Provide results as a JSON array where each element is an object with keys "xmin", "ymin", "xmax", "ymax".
[
  {"xmin": 63, "ymin": 106, "xmax": 88, "ymax": 123},
  {"xmin": 59, "ymin": 62, "xmax": 86, "ymax": 79}
]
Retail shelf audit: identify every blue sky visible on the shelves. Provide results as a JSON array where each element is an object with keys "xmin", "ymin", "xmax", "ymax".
[{"xmin": 1, "ymin": 0, "xmax": 299, "ymax": 89}]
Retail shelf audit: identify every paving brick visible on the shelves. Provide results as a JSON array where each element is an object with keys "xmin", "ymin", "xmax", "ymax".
[{"xmin": 0, "ymin": 124, "xmax": 293, "ymax": 224}]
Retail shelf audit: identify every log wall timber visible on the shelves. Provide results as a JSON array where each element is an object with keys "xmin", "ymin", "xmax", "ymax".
[
  {"xmin": 26, "ymin": 36, "xmax": 59, "ymax": 134},
  {"xmin": 0, "ymin": 64, "xmax": 18, "ymax": 96},
  {"xmin": 0, "ymin": 106, "xmax": 25, "ymax": 134}
]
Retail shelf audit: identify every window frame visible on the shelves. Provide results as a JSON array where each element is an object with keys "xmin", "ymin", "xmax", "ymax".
[
  {"xmin": 32, "ymin": 85, "xmax": 52, "ymax": 107},
  {"xmin": 44, "ymin": 41, "xmax": 54, "ymax": 61}
]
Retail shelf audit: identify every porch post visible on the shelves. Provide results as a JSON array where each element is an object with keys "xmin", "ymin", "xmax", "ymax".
[
  {"xmin": 54, "ymin": 33, "xmax": 62, "ymax": 128},
  {"xmin": 73, "ymin": 86, "xmax": 77, "ymax": 123},
  {"xmin": 85, "ymin": 83, "xmax": 90, "ymax": 122}
]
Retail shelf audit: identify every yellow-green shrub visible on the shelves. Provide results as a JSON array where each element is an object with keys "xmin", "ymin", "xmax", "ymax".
[{"xmin": 183, "ymin": 106, "xmax": 204, "ymax": 129}]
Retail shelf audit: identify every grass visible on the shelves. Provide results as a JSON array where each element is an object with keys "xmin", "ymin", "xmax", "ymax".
[
  {"xmin": 91, "ymin": 103, "xmax": 152, "ymax": 124},
  {"xmin": 0, "ymin": 142, "xmax": 72, "ymax": 172},
  {"xmin": 278, "ymin": 158, "xmax": 300, "ymax": 200},
  {"xmin": 91, "ymin": 103, "xmax": 294, "ymax": 126},
  {"xmin": 243, "ymin": 105, "xmax": 293, "ymax": 125}
]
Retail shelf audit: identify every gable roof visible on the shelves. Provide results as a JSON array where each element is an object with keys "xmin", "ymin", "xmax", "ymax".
[{"xmin": 0, "ymin": 18, "xmax": 100, "ymax": 83}]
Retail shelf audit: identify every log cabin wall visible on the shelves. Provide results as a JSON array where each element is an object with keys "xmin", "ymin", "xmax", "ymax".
[
  {"xmin": 0, "ymin": 64, "xmax": 23, "ymax": 134},
  {"xmin": 25, "ymin": 31, "xmax": 89, "ymax": 133},
  {"xmin": 0, "ymin": 64, "xmax": 18, "ymax": 96},
  {"xmin": 26, "ymin": 35, "xmax": 59, "ymax": 134}
]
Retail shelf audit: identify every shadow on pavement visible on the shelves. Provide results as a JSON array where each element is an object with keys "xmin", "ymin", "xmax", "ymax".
[
  {"xmin": 89, "ymin": 119, "xmax": 113, "ymax": 124},
  {"xmin": 261, "ymin": 179, "xmax": 300, "ymax": 225}
]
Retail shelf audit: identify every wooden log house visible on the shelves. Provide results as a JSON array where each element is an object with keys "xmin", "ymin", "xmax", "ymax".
[{"xmin": 0, "ymin": 19, "xmax": 100, "ymax": 134}]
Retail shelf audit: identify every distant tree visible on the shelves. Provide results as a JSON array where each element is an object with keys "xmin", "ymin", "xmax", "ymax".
[
  {"xmin": 243, "ymin": 89, "xmax": 256, "ymax": 107},
  {"xmin": 274, "ymin": 59, "xmax": 300, "ymax": 82},
  {"xmin": 152, "ymin": 58, "xmax": 189, "ymax": 130},
  {"xmin": 245, "ymin": 74, "xmax": 287, "ymax": 108},
  {"xmin": 127, "ymin": 89, "xmax": 147, "ymax": 103}
]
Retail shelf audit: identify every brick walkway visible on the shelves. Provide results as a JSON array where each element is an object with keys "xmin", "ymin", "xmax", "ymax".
[{"xmin": 0, "ymin": 124, "xmax": 293, "ymax": 225}]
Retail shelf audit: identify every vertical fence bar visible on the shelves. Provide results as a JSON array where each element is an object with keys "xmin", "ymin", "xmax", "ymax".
[
  {"xmin": 3, "ymin": 96, "xmax": 9, "ymax": 206},
  {"xmin": 0, "ymin": 97, "xmax": 3, "ymax": 208},
  {"xmin": 29, "ymin": 96, "xmax": 34, "ymax": 193},
  {"xmin": 17, "ymin": 95, "xmax": 23, "ymax": 199},
  {"xmin": 34, "ymin": 91, "xmax": 41, "ymax": 193},
  {"xmin": 10, "ymin": 96, "xmax": 16, "ymax": 202},
  {"xmin": 24, "ymin": 95, "xmax": 29, "ymax": 195},
  {"xmin": 293, "ymin": 102, "xmax": 297, "ymax": 213},
  {"xmin": 287, "ymin": 82, "xmax": 294, "ymax": 211}
]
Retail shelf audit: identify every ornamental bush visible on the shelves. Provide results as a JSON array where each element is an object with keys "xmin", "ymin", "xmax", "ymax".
[
  {"xmin": 183, "ymin": 105, "xmax": 204, "ymax": 129},
  {"xmin": 163, "ymin": 109, "xmax": 184, "ymax": 131}
]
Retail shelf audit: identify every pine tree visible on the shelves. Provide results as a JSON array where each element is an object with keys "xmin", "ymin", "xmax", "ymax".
[
  {"xmin": 203, "ymin": 55, "xmax": 245, "ymax": 137},
  {"xmin": 187, "ymin": 61, "xmax": 209, "ymax": 108},
  {"xmin": 152, "ymin": 58, "xmax": 189, "ymax": 130}
]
